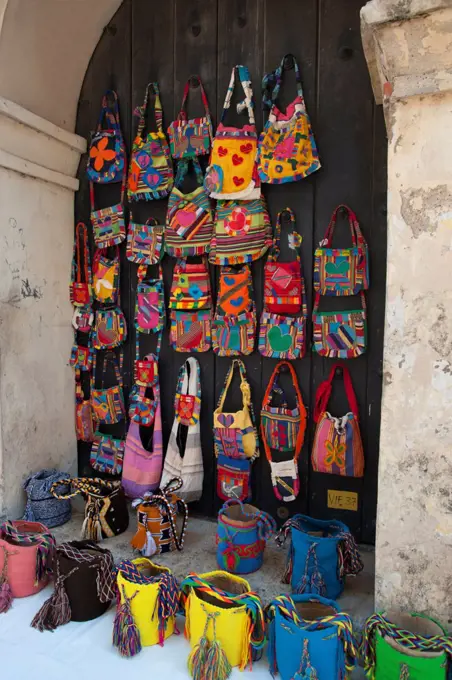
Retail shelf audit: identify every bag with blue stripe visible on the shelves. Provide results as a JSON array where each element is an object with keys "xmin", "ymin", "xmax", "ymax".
[
  {"xmin": 276, "ymin": 514, "xmax": 363, "ymax": 600},
  {"xmin": 265, "ymin": 593, "xmax": 358, "ymax": 680}
]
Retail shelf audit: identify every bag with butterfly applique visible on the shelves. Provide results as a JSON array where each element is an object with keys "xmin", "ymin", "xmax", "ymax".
[
  {"xmin": 212, "ymin": 265, "xmax": 255, "ymax": 356},
  {"xmin": 87, "ymin": 90, "xmax": 126, "ymax": 184},
  {"xmin": 127, "ymin": 216, "xmax": 164, "ymax": 266},
  {"xmin": 167, "ymin": 75, "xmax": 213, "ymax": 159},
  {"xmin": 311, "ymin": 364, "xmax": 364, "ymax": 478},
  {"xmin": 169, "ymin": 259, "xmax": 212, "ymax": 353},
  {"xmin": 90, "ymin": 352, "xmax": 126, "ymax": 425}
]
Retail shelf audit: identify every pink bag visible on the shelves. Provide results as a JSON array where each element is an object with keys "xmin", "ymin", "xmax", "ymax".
[{"xmin": 0, "ymin": 521, "xmax": 54, "ymax": 599}]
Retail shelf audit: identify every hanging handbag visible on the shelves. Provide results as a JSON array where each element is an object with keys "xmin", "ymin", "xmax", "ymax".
[
  {"xmin": 216, "ymin": 499, "xmax": 276, "ymax": 575},
  {"xmin": 92, "ymin": 247, "xmax": 119, "ymax": 304},
  {"xmin": 128, "ymin": 82, "xmax": 173, "ymax": 201},
  {"xmin": 50, "ymin": 477, "xmax": 129, "ymax": 540},
  {"xmin": 314, "ymin": 205, "xmax": 369, "ymax": 296},
  {"xmin": 312, "ymin": 290, "xmax": 367, "ymax": 358},
  {"xmin": 209, "ymin": 197, "xmax": 271, "ymax": 266},
  {"xmin": 90, "ymin": 351, "xmax": 126, "ymax": 425},
  {"xmin": 167, "ymin": 75, "xmax": 213, "ymax": 159},
  {"xmin": 160, "ymin": 358, "xmax": 203, "ymax": 502},
  {"xmin": 135, "ymin": 266, "xmax": 165, "ymax": 334},
  {"xmin": 131, "ymin": 478, "xmax": 188, "ymax": 555},
  {"xmin": 22, "ymin": 470, "xmax": 71, "ymax": 528},
  {"xmin": 70, "ymin": 342, "xmax": 93, "ymax": 375},
  {"xmin": 165, "ymin": 158, "xmax": 213, "ymax": 258},
  {"xmin": 258, "ymin": 54, "xmax": 321, "ymax": 184},
  {"xmin": 212, "ymin": 265, "xmax": 256, "ymax": 356},
  {"xmin": 169, "ymin": 258, "xmax": 212, "ymax": 353},
  {"xmin": 134, "ymin": 352, "xmax": 158, "ymax": 388},
  {"xmin": 90, "ymin": 175, "xmax": 126, "ymax": 249},
  {"xmin": 205, "ymin": 65, "xmax": 260, "ymax": 200},
  {"xmin": 92, "ymin": 306, "xmax": 127, "ymax": 350},
  {"xmin": 129, "ymin": 384, "xmax": 158, "ymax": 426},
  {"xmin": 75, "ymin": 381, "xmax": 96, "ymax": 442},
  {"xmin": 69, "ymin": 222, "xmax": 92, "ymax": 307},
  {"xmin": 90, "ymin": 432, "xmax": 125, "ymax": 476},
  {"xmin": 260, "ymin": 362, "xmax": 307, "ymax": 502},
  {"xmin": 87, "ymin": 90, "xmax": 126, "ymax": 184},
  {"xmin": 311, "ymin": 364, "xmax": 364, "ymax": 477},
  {"xmin": 127, "ymin": 216, "xmax": 164, "ymax": 265}
]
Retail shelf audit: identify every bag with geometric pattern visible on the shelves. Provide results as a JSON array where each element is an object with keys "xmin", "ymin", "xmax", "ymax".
[
  {"xmin": 312, "ymin": 292, "xmax": 367, "ymax": 359},
  {"xmin": 167, "ymin": 75, "xmax": 213, "ymax": 159},
  {"xmin": 127, "ymin": 216, "xmax": 164, "ymax": 266}
]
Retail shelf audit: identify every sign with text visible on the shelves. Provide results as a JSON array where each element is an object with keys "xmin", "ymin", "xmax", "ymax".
[{"xmin": 327, "ymin": 489, "xmax": 358, "ymax": 512}]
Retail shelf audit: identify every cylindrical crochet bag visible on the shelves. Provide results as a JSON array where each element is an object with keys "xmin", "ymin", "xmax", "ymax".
[
  {"xmin": 0, "ymin": 520, "xmax": 55, "ymax": 606},
  {"xmin": 363, "ymin": 611, "xmax": 451, "ymax": 680},
  {"xmin": 114, "ymin": 558, "xmax": 179, "ymax": 657},
  {"xmin": 180, "ymin": 570, "xmax": 265, "ymax": 677},
  {"xmin": 265, "ymin": 593, "xmax": 358, "ymax": 680},
  {"xmin": 276, "ymin": 514, "xmax": 363, "ymax": 600},
  {"xmin": 216, "ymin": 499, "xmax": 276, "ymax": 574},
  {"xmin": 31, "ymin": 541, "xmax": 115, "ymax": 631},
  {"xmin": 22, "ymin": 469, "xmax": 71, "ymax": 528}
]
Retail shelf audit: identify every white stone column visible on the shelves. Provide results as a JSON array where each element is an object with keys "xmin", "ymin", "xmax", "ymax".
[
  {"xmin": 0, "ymin": 98, "xmax": 86, "ymax": 518},
  {"xmin": 362, "ymin": 1, "xmax": 452, "ymax": 621}
]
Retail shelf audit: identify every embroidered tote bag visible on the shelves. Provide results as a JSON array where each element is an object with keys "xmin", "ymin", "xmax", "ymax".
[
  {"xmin": 314, "ymin": 205, "xmax": 369, "ymax": 295},
  {"xmin": 75, "ymin": 380, "xmax": 96, "ymax": 442},
  {"xmin": 216, "ymin": 500, "xmax": 276, "ymax": 575},
  {"xmin": 167, "ymin": 75, "xmax": 213, "ymax": 159},
  {"xmin": 92, "ymin": 306, "xmax": 127, "ymax": 350},
  {"xmin": 212, "ymin": 265, "xmax": 256, "ymax": 356},
  {"xmin": 204, "ymin": 65, "xmax": 260, "ymax": 201},
  {"xmin": 87, "ymin": 90, "xmax": 126, "ymax": 184},
  {"xmin": 209, "ymin": 197, "xmax": 271, "ymax": 266},
  {"xmin": 90, "ymin": 351, "xmax": 125, "ymax": 425},
  {"xmin": 135, "ymin": 268, "xmax": 165, "ymax": 336},
  {"xmin": 128, "ymin": 82, "xmax": 173, "ymax": 201},
  {"xmin": 127, "ymin": 215, "xmax": 164, "ymax": 266},
  {"xmin": 92, "ymin": 247, "xmax": 119, "ymax": 304},
  {"xmin": 134, "ymin": 352, "xmax": 158, "ymax": 389},
  {"xmin": 312, "ymin": 291, "xmax": 367, "ymax": 358},
  {"xmin": 165, "ymin": 158, "xmax": 213, "ymax": 258},
  {"xmin": 258, "ymin": 54, "xmax": 320, "ymax": 184},
  {"xmin": 260, "ymin": 362, "xmax": 307, "ymax": 502},
  {"xmin": 131, "ymin": 478, "xmax": 188, "ymax": 555},
  {"xmin": 311, "ymin": 364, "xmax": 364, "ymax": 477},
  {"xmin": 169, "ymin": 259, "xmax": 212, "ymax": 353},
  {"xmin": 70, "ymin": 223, "xmax": 92, "ymax": 307},
  {"xmin": 160, "ymin": 358, "xmax": 203, "ymax": 502},
  {"xmin": 90, "ymin": 432, "xmax": 125, "ymax": 476},
  {"xmin": 22, "ymin": 470, "xmax": 71, "ymax": 528}
]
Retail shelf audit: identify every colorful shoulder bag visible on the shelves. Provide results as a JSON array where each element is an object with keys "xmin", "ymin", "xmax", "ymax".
[
  {"xmin": 212, "ymin": 265, "xmax": 255, "ymax": 356},
  {"xmin": 87, "ymin": 90, "xmax": 126, "ymax": 184},
  {"xmin": 90, "ymin": 351, "xmax": 125, "ymax": 425},
  {"xmin": 90, "ymin": 431, "xmax": 125, "ymax": 476},
  {"xmin": 91, "ymin": 249, "xmax": 127, "ymax": 349},
  {"xmin": 90, "ymin": 174, "xmax": 126, "ymax": 249},
  {"xmin": 167, "ymin": 75, "xmax": 213, "ymax": 159},
  {"xmin": 258, "ymin": 54, "xmax": 321, "ymax": 184},
  {"xmin": 92, "ymin": 307, "xmax": 127, "ymax": 351},
  {"xmin": 127, "ymin": 215, "xmax": 164, "ymax": 266},
  {"xmin": 311, "ymin": 364, "xmax": 364, "ymax": 478},
  {"xmin": 92, "ymin": 246, "xmax": 119, "ymax": 304},
  {"xmin": 169, "ymin": 259, "xmax": 212, "ymax": 353},
  {"xmin": 165, "ymin": 158, "xmax": 213, "ymax": 257},
  {"xmin": 70, "ymin": 223, "xmax": 92, "ymax": 308},
  {"xmin": 75, "ymin": 379, "xmax": 96, "ymax": 443},
  {"xmin": 134, "ymin": 265, "xmax": 165, "ymax": 360},
  {"xmin": 259, "ymin": 208, "xmax": 307, "ymax": 359},
  {"xmin": 260, "ymin": 361, "xmax": 307, "ymax": 502},
  {"xmin": 312, "ymin": 291, "xmax": 367, "ymax": 358},
  {"xmin": 128, "ymin": 82, "xmax": 173, "ymax": 201},
  {"xmin": 214, "ymin": 359, "xmax": 260, "ymax": 502},
  {"xmin": 204, "ymin": 65, "xmax": 260, "ymax": 201},
  {"xmin": 314, "ymin": 205, "xmax": 369, "ymax": 295}
]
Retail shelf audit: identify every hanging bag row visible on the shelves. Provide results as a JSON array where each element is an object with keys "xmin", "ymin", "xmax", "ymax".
[
  {"xmin": 169, "ymin": 259, "xmax": 212, "ymax": 353},
  {"xmin": 212, "ymin": 265, "xmax": 256, "ymax": 356}
]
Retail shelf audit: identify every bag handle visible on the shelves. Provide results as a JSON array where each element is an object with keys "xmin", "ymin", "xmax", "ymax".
[
  {"xmin": 313, "ymin": 363, "xmax": 359, "ymax": 422},
  {"xmin": 91, "ymin": 350, "xmax": 123, "ymax": 392},
  {"xmin": 139, "ymin": 481, "xmax": 188, "ymax": 551},
  {"xmin": 178, "ymin": 75, "xmax": 212, "ymax": 124},
  {"xmin": 50, "ymin": 477, "xmax": 119, "ymax": 500},
  {"xmin": 96, "ymin": 90, "xmax": 121, "ymax": 133},
  {"xmin": 321, "ymin": 205, "xmax": 365, "ymax": 249},
  {"xmin": 313, "ymin": 289, "xmax": 367, "ymax": 315},
  {"xmin": 267, "ymin": 208, "xmax": 301, "ymax": 263},
  {"xmin": 217, "ymin": 359, "xmax": 251, "ymax": 412},
  {"xmin": 174, "ymin": 157, "xmax": 204, "ymax": 189},
  {"xmin": 89, "ymin": 168, "xmax": 126, "ymax": 214},
  {"xmin": 178, "ymin": 357, "xmax": 200, "ymax": 399},
  {"xmin": 262, "ymin": 54, "xmax": 304, "ymax": 111},
  {"xmin": 135, "ymin": 82, "xmax": 164, "ymax": 138},
  {"xmin": 71, "ymin": 223, "xmax": 92, "ymax": 286},
  {"xmin": 220, "ymin": 65, "xmax": 255, "ymax": 125}
]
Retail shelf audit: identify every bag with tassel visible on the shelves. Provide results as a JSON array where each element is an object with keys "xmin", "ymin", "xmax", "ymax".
[
  {"xmin": 31, "ymin": 541, "xmax": 115, "ymax": 630},
  {"xmin": 275, "ymin": 514, "xmax": 363, "ymax": 600},
  {"xmin": 114, "ymin": 558, "xmax": 179, "ymax": 656},
  {"xmin": 265, "ymin": 594, "xmax": 358, "ymax": 680},
  {"xmin": 180, "ymin": 570, "xmax": 266, "ymax": 677}
]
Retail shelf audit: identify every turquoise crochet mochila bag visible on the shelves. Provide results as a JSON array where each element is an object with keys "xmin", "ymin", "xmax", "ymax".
[
  {"xmin": 265, "ymin": 593, "xmax": 358, "ymax": 680},
  {"xmin": 276, "ymin": 514, "xmax": 363, "ymax": 600}
]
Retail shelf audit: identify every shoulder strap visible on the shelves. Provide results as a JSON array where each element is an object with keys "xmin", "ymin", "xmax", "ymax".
[
  {"xmin": 50, "ymin": 477, "xmax": 118, "ymax": 500},
  {"xmin": 96, "ymin": 350, "xmax": 122, "ymax": 389},
  {"xmin": 321, "ymin": 205, "xmax": 365, "ymax": 249},
  {"xmin": 313, "ymin": 364, "xmax": 359, "ymax": 422},
  {"xmin": 262, "ymin": 54, "xmax": 304, "ymax": 111},
  {"xmin": 174, "ymin": 157, "xmax": 204, "ymax": 189},
  {"xmin": 268, "ymin": 208, "xmax": 301, "ymax": 262},
  {"xmin": 71, "ymin": 223, "xmax": 91, "ymax": 285},
  {"xmin": 184, "ymin": 357, "xmax": 200, "ymax": 397},
  {"xmin": 218, "ymin": 359, "xmax": 249, "ymax": 411},
  {"xmin": 221, "ymin": 65, "xmax": 255, "ymax": 125},
  {"xmin": 135, "ymin": 82, "xmax": 163, "ymax": 138},
  {"xmin": 96, "ymin": 90, "xmax": 120, "ymax": 132},
  {"xmin": 313, "ymin": 289, "xmax": 366, "ymax": 315},
  {"xmin": 178, "ymin": 75, "xmax": 212, "ymax": 124}
]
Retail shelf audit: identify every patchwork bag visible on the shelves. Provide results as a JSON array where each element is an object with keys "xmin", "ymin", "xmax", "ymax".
[
  {"xmin": 260, "ymin": 362, "xmax": 307, "ymax": 502},
  {"xmin": 50, "ymin": 477, "xmax": 129, "ymax": 541},
  {"xmin": 265, "ymin": 594, "xmax": 358, "ymax": 680},
  {"xmin": 312, "ymin": 291, "xmax": 367, "ymax": 358},
  {"xmin": 160, "ymin": 358, "xmax": 204, "ymax": 502},
  {"xmin": 180, "ymin": 571, "xmax": 265, "ymax": 673},
  {"xmin": 92, "ymin": 247, "xmax": 119, "ymax": 304},
  {"xmin": 216, "ymin": 499, "xmax": 276, "ymax": 575},
  {"xmin": 127, "ymin": 215, "xmax": 164, "ymax": 266},
  {"xmin": 75, "ymin": 381, "xmax": 96, "ymax": 442},
  {"xmin": 131, "ymin": 478, "xmax": 188, "ymax": 555},
  {"xmin": 209, "ymin": 197, "xmax": 272, "ymax": 266},
  {"xmin": 90, "ymin": 175, "xmax": 126, "ymax": 248},
  {"xmin": 258, "ymin": 54, "xmax": 321, "ymax": 184},
  {"xmin": 167, "ymin": 75, "xmax": 213, "ymax": 159},
  {"xmin": 22, "ymin": 470, "xmax": 71, "ymax": 528},
  {"xmin": 169, "ymin": 259, "xmax": 212, "ymax": 353},
  {"xmin": 92, "ymin": 306, "xmax": 127, "ymax": 350},
  {"xmin": 129, "ymin": 384, "xmax": 158, "ymax": 426},
  {"xmin": 212, "ymin": 265, "xmax": 256, "ymax": 356},
  {"xmin": 205, "ymin": 65, "xmax": 260, "ymax": 201},
  {"xmin": 214, "ymin": 360, "xmax": 260, "ymax": 502},
  {"xmin": 114, "ymin": 559, "xmax": 179, "ymax": 656},
  {"xmin": 70, "ymin": 341, "xmax": 93, "ymax": 376},
  {"xmin": 128, "ymin": 82, "xmax": 173, "ymax": 201},
  {"xmin": 165, "ymin": 158, "xmax": 213, "ymax": 257},
  {"xmin": 31, "ymin": 541, "xmax": 115, "ymax": 630},
  {"xmin": 135, "ymin": 269, "xmax": 165, "ymax": 336},
  {"xmin": 276, "ymin": 514, "xmax": 363, "ymax": 600},
  {"xmin": 314, "ymin": 204, "xmax": 369, "ymax": 296},
  {"xmin": 69, "ymin": 222, "xmax": 92, "ymax": 307},
  {"xmin": 87, "ymin": 90, "xmax": 126, "ymax": 184},
  {"xmin": 363, "ymin": 611, "xmax": 451, "ymax": 680},
  {"xmin": 134, "ymin": 352, "xmax": 158, "ymax": 388},
  {"xmin": 312, "ymin": 364, "xmax": 365, "ymax": 477},
  {"xmin": 90, "ymin": 432, "xmax": 125, "ymax": 476},
  {"xmin": 91, "ymin": 351, "xmax": 125, "ymax": 425}
]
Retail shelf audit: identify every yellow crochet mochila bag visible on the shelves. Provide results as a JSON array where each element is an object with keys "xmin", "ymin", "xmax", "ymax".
[
  {"xmin": 113, "ymin": 558, "xmax": 179, "ymax": 657},
  {"xmin": 180, "ymin": 570, "xmax": 265, "ymax": 680}
]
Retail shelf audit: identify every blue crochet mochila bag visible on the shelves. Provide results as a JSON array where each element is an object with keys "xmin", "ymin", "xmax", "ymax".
[
  {"xmin": 265, "ymin": 593, "xmax": 358, "ymax": 680},
  {"xmin": 216, "ymin": 499, "xmax": 276, "ymax": 575},
  {"xmin": 22, "ymin": 469, "xmax": 72, "ymax": 528},
  {"xmin": 276, "ymin": 514, "xmax": 363, "ymax": 600}
]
